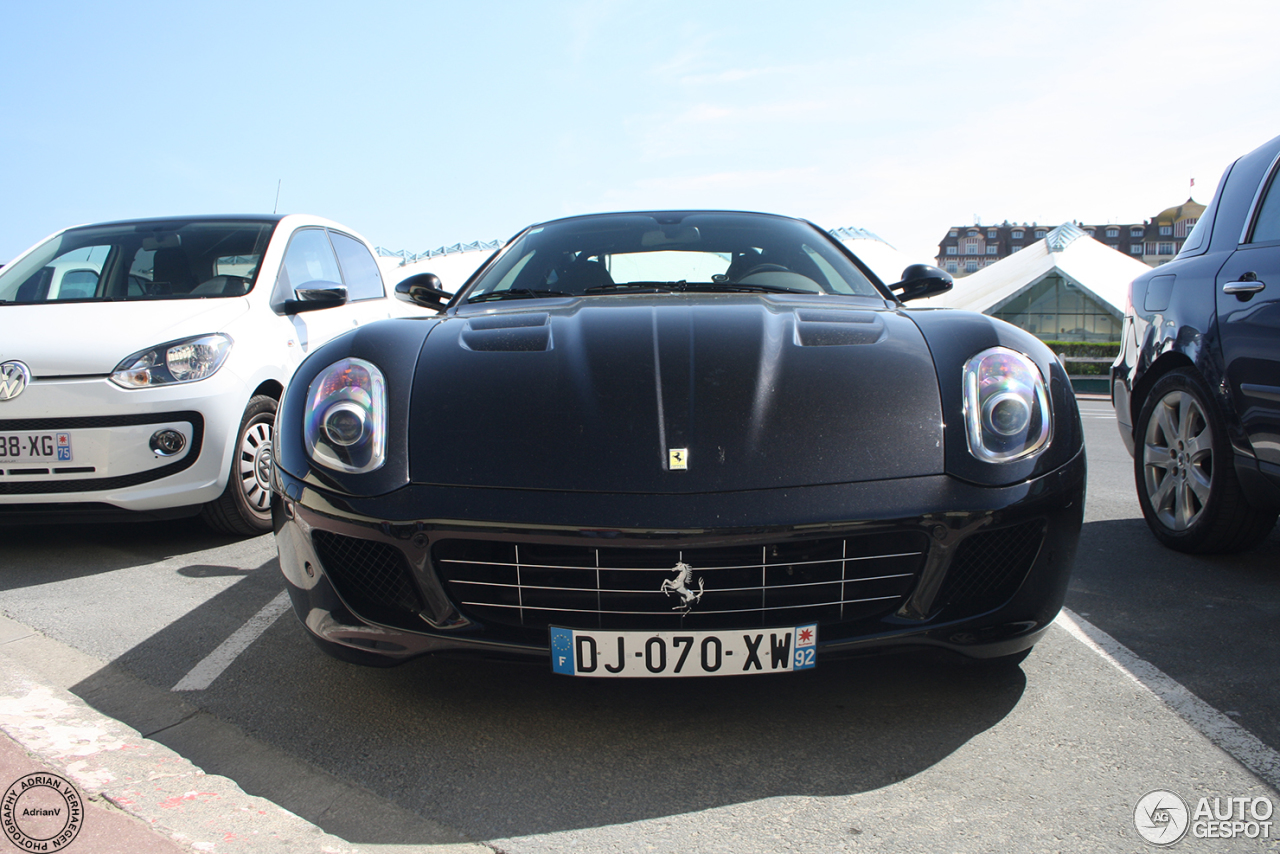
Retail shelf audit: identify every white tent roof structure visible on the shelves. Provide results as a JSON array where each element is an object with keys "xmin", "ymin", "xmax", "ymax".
[
  {"xmin": 376, "ymin": 242, "xmax": 499, "ymax": 294},
  {"xmin": 921, "ymin": 223, "xmax": 1151, "ymax": 315},
  {"xmin": 828, "ymin": 226, "xmax": 923, "ymax": 285}
]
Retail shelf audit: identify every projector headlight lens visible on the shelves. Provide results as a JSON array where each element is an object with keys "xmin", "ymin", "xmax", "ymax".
[
  {"xmin": 304, "ymin": 358, "xmax": 386, "ymax": 473},
  {"xmin": 963, "ymin": 347, "xmax": 1051, "ymax": 463}
]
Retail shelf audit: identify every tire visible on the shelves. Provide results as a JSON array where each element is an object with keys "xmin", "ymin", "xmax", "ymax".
[
  {"xmin": 200, "ymin": 395, "xmax": 277, "ymax": 537},
  {"xmin": 1133, "ymin": 369, "xmax": 1276, "ymax": 553}
]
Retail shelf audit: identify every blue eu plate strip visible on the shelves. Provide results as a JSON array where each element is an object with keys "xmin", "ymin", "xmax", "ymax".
[{"xmin": 550, "ymin": 627, "xmax": 575, "ymax": 674}]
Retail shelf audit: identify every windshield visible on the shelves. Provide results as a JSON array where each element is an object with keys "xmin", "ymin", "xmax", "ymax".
[
  {"xmin": 0, "ymin": 220, "xmax": 276, "ymax": 304},
  {"xmin": 462, "ymin": 212, "xmax": 885, "ymax": 303}
]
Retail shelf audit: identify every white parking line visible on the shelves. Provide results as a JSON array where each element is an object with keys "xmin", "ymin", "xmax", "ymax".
[
  {"xmin": 1058, "ymin": 608, "xmax": 1280, "ymax": 790},
  {"xmin": 172, "ymin": 590, "xmax": 291, "ymax": 692}
]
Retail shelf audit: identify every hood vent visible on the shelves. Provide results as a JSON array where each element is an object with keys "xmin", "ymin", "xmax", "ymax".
[
  {"xmin": 460, "ymin": 313, "xmax": 552, "ymax": 352},
  {"xmin": 794, "ymin": 310, "xmax": 885, "ymax": 347}
]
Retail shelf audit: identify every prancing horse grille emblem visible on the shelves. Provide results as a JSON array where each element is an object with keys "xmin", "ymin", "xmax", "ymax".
[
  {"xmin": 659, "ymin": 560, "xmax": 705, "ymax": 613},
  {"xmin": 0, "ymin": 361, "xmax": 30, "ymax": 402}
]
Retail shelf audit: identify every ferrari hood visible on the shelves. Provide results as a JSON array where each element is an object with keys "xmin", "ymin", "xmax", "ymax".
[
  {"xmin": 0, "ymin": 299, "xmax": 251, "ymax": 376},
  {"xmin": 408, "ymin": 296, "xmax": 945, "ymax": 493}
]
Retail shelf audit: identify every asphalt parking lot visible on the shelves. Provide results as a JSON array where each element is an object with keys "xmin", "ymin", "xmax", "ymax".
[{"xmin": 1, "ymin": 398, "xmax": 1277, "ymax": 853}]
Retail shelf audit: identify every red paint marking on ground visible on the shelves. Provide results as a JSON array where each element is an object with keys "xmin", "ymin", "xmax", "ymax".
[{"xmin": 158, "ymin": 791, "xmax": 219, "ymax": 809}]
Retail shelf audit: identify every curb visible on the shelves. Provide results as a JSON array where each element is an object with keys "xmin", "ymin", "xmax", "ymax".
[
  {"xmin": 0, "ymin": 653, "xmax": 364, "ymax": 853},
  {"xmin": 0, "ymin": 621, "xmax": 489, "ymax": 854}
]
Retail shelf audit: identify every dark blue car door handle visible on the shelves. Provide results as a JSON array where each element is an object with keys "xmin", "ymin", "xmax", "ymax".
[{"xmin": 1223, "ymin": 273, "xmax": 1266, "ymax": 294}]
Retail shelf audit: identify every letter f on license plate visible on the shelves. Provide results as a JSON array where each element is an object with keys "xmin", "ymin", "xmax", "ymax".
[{"xmin": 550, "ymin": 625, "xmax": 816, "ymax": 677}]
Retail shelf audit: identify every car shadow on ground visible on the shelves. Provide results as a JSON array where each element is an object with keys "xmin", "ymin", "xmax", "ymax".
[
  {"xmin": 0, "ymin": 518, "xmax": 250, "ymax": 590},
  {"xmin": 1067, "ymin": 516, "xmax": 1280, "ymax": 751},
  {"xmin": 69, "ymin": 557, "xmax": 1029, "ymax": 842}
]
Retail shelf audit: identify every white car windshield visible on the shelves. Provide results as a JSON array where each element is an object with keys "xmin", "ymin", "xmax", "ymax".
[{"xmin": 0, "ymin": 219, "xmax": 276, "ymax": 304}]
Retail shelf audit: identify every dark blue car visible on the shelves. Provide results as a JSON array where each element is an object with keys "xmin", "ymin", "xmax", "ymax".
[{"xmin": 1113, "ymin": 133, "xmax": 1280, "ymax": 552}]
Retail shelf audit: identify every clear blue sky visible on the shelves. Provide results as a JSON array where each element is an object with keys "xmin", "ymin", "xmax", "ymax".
[{"xmin": 3, "ymin": 0, "xmax": 1278, "ymax": 267}]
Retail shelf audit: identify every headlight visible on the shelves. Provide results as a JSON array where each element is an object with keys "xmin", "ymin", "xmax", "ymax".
[
  {"xmin": 110, "ymin": 334, "xmax": 232, "ymax": 388},
  {"xmin": 304, "ymin": 358, "xmax": 386, "ymax": 473},
  {"xmin": 963, "ymin": 347, "xmax": 1051, "ymax": 463}
]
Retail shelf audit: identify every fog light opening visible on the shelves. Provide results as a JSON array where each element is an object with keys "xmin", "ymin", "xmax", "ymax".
[{"xmin": 149, "ymin": 429, "xmax": 187, "ymax": 456}]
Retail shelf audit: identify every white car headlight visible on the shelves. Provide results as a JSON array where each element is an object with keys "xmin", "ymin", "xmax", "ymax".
[
  {"xmin": 304, "ymin": 358, "xmax": 386, "ymax": 474},
  {"xmin": 962, "ymin": 347, "xmax": 1051, "ymax": 463},
  {"xmin": 110, "ymin": 334, "xmax": 232, "ymax": 388}
]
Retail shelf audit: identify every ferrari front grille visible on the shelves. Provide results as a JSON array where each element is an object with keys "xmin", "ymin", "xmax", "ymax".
[{"xmin": 432, "ymin": 533, "xmax": 928, "ymax": 633}]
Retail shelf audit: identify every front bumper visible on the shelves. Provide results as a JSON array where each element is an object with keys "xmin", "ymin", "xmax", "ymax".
[
  {"xmin": 0, "ymin": 371, "xmax": 249, "ymax": 517},
  {"xmin": 273, "ymin": 447, "xmax": 1086, "ymax": 667}
]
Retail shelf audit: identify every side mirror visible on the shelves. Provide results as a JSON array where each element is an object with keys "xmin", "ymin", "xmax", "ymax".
[
  {"xmin": 395, "ymin": 272, "xmax": 453, "ymax": 311},
  {"xmin": 283, "ymin": 282, "xmax": 348, "ymax": 314},
  {"xmin": 888, "ymin": 264, "xmax": 953, "ymax": 302}
]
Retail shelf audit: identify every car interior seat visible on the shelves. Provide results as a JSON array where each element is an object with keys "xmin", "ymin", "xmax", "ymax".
[
  {"xmin": 13, "ymin": 268, "xmax": 53, "ymax": 302},
  {"xmin": 152, "ymin": 247, "xmax": 199, "ymax": 294},
  {"xmin": 556, "ymin": 257, "xmax": 614, "ymax": 293}
]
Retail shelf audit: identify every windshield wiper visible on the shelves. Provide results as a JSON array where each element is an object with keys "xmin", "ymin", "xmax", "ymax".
[
  {"xmin": 466, "ymin": 288, "xmax": 574, "ymax": 303},
  {"xmin": 582, "ymin": 281, "xmax": 681, "ymax": 294},
  {"xmin": 682, "ymin": 282, "xmax": 816, "ymax": 295}
]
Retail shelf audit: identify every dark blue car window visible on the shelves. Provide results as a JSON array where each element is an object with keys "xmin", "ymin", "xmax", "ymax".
[{"xmin": 1250, "ymin": 170, "xmax": 1280, "ymax": 244}]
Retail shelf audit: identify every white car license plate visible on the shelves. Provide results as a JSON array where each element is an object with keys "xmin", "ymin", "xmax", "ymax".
[
  {"xmin": 0, "ymin": 432, "xmax": 73, "ymax": 463},
  {"xmin": 550, "ymin": 624, "xmax": 817, "ymax": 677}
]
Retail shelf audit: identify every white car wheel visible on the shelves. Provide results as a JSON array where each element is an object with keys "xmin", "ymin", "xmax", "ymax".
[{"xmin": 201, "ymin": 395, "xmax": 277, "ymax": 536}]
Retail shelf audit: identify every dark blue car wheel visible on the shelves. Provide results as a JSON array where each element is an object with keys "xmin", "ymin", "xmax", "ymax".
[{"xmin": 1134, "ymin": 369, "xmax": 1276, "ymax": 553}]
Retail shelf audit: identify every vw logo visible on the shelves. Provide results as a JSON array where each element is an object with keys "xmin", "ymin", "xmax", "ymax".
[{"xmin": 0, "ymin": 361, "xmax": 30, "ymax": 402}]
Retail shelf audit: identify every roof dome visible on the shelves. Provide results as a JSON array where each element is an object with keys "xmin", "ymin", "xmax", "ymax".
[{"xmin": 1154, "ymin": 198, "xmax": 1206, "ymax": 224}]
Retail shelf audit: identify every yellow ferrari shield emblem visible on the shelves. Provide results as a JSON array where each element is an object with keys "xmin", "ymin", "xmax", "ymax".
[{"xmin": 668, "ymin": 448, "xmax": 688, "ymax": 470}]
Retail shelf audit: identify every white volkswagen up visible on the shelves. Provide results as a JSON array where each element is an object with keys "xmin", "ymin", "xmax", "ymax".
[{"xmin": 0, "ymin": 214, "xmax": 416, "ymax": 535}]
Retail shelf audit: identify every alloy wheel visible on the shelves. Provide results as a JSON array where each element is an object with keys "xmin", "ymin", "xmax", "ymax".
[{"xmin": 1141, "ymin": 389, "xmax": 1212, "ymax": 532}]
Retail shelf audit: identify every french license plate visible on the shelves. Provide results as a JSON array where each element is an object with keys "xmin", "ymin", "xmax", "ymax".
[
  {"xmin": 0, "ymin": 432, "xmax": 72, "ymax": 463},
  {"xmin": 551, "ymin": 624, "xmax": 817, "ymax": 677}
]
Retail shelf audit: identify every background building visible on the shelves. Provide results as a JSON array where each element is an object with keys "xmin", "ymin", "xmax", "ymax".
[
  {"xmin": 934, "ymin": 199, "xmax": 1205, "ymax": 276},
  {"xmin": 921, "ymin": 222, "xmax": 1152, "ymax": 344}
]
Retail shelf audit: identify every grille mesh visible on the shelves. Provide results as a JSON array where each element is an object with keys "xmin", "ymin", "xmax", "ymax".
[
  {"xmin": 312, "ymin": 531, "xmax": 424, "ymax": 625},
  {"xmin": 433, "ymin": 533, "xmax": 928, "ymax": 634},
  {"xmin": 939, "ymin": 519, "xmax": 1046, "ymax": 617}
]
